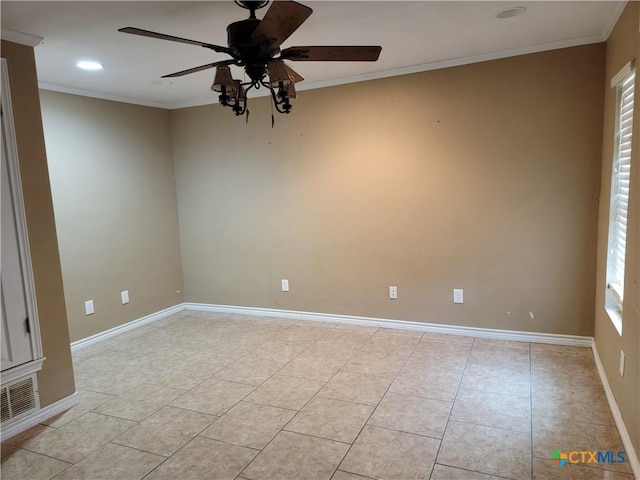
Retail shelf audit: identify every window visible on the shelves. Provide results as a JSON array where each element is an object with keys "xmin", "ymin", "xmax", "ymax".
[{"xmin": 605, "ymin": 63, "xmax": 635, "ymax": 335}]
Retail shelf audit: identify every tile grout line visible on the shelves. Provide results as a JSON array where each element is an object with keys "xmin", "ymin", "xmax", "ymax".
[
  {"xmin": 138, "ymin": 421, "xmax": 218, "ymax": 480},
  {"xmin": 335, "ymin": 330, "xmax": 426, "ymax": 479},
  {"xmin": 433, "ymin": 461, "xmax": 518, "ymax": 480},
  {"xmin": 5, "ymin": 314, "xmax": 620, "ymax": 480},
  {"xmin": 237, "ymin": 322, "xmax": 383, "ymax": 479},
  {"xmin": 287, "ymin": 324, "xmax": 384, "ymax": 466},
  {"xmin": 135, "ymin": 317, "xmax": 270, "ymax": 480},
  {"xmin": 75, "ymin": 314, "xmax": 289, "ymax": 480},
  {"xmin": 427, "ymin": 335, "xmax": 474, "ymax": 480},
  {"xmin": 12, "ymin": 448, "xmax": 74, "ymax": 467},
  {"xmin": 354, "ymin": 423, "xmax": 447, "ymax": 442}
]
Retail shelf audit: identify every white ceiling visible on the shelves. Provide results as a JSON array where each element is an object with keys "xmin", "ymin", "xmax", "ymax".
[{"xmin": 1, "ymin": 1, "xmax": 625, "ymax": 109}]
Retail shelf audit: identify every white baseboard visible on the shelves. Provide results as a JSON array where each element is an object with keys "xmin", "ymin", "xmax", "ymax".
[
  {"xmin": 61, "ymin": 301, "xmax": 640, "ymax": 477},
  {"xmin": 13, "ymin": 302, "xmax": 633, "ymax": 470},
  {"xmin": 71, "ymin": 304, "xmax": 185, "ymax": 353},
  {"xmin": 184, "ymin": 303, "xmax": 593, "ymax": 347},
  {"xmin": 0, "ymin": 392, "xmax": 80, "ymax": 442},
  {"xmin": 592, "ymin": 343, "xmax": 640, "ymax": 479}
]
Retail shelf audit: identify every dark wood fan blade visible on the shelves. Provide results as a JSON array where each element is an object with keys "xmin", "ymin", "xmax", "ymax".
[
  {"xmin": 250, "ymin": 1, "xmax": 313, "ymax": 50},
  {"xmin": 281, "ymin": 46, "xmax": 382, "ymax": 62},
  {"xmin": 119, "ymin": 27, "xmax": 233, "ymax": 55},
  {"xmin": 284, "ymin": 64, "xmax": 304, "ymax": 83},
  {"xmin": 161, "ymin": 59, "xmax": 236, "ymax": 78}
]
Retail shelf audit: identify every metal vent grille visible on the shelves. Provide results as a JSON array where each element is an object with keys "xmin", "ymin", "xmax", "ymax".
[
  {"xmin": 1, "ymin": 374, "xmax": 38, "ymax": 424},
  {"xmin": 1, "ymin": 388, "xmax": 9, "ymax": 423}
]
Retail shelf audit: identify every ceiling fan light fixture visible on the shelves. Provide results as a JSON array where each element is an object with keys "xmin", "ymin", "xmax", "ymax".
[
  {"xmin": 495, "ymin": 6, "xmax": 527, "ymax": 19},
  {"xmin": 119, "ymin": 0, "xmax": 381, "ymax": 121},
  {"xmin": 76, "ymin": 60, "xmax": 103, "ymax": 71},
  {"xmin": 267, "ymin": 60, "xmax": 292, "ymax": 87},
  {"xmin": 231, "ymin": 79, "xmax": 244, "ymax": 99},
  {"xmin": 284, "ymin": 82, "xmax": 297, "ymax": 100},
  {"xmin": 211, "ymin": 65, "xmax": 234, "ymax": 92}
]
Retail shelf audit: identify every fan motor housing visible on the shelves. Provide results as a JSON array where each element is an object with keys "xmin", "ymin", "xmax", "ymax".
[
  {"xmin": 227, "ymin": 19, "xmax": 274, "ymax": 81},
  {"xmin": 228, "ymin": 19, "xmax": 266, "ymax": 56}
]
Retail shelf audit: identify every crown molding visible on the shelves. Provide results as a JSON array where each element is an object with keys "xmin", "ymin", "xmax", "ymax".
[
  {"xmin": 294, "ymin": 34, "xmax": 606, "ymax": 96},
  {"xmin": 41, "ymin": 33, "xmax": 605, "ymax": 111},
  {"xmin": 159, "ymin": 33, "xmax": 609, "ymax": 110},
  {"xmin": 1, "ymin": 29, "xmax": 43, "ymax": 47},
  {"xmin": 601, "ymin": 0, "xmax": 628, "ymax": 40},
  {"xmin": 38, "ymin": 82, "xmax": 171, "ymax": 109}
]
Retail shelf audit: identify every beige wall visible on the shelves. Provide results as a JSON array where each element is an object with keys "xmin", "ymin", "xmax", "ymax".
[
  {"xmin": 40, "ymin": 91, "xmax": 184, "ymax": 342},
  {"xmin": 594, "ymin": 2, "xmax": 640, "ymax": 457},
  {"xmin": 1, "ymin": 41, "xmax": 75, "ymax": 407},
  {"xmin": 171, "ymin": 43, "xmax": 604, "ymax": 336},
  {"xmin": 9, "ymin": 8, "xmax": 635, "ymax": 459}
]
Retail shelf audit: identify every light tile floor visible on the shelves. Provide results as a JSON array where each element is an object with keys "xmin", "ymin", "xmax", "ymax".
[{"xmin": 1, "ymin": 311, "xmax": 635, "ymax": 480}]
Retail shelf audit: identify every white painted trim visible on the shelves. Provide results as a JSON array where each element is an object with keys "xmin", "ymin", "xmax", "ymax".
[
  {"xmin": 0, "ymin": 358, "xmax": 44, "ymax": 385},
  {"xmin": 0, "ymin": 392, "xmax": 79, "ymax": 441},
  {"xmin": 70, "ymin": 304, "xmax": 185, "ymax": 352},
  {"xmin": 602, "ymin": 1, "xmax": 628, "ymax": 41},
  {"xmin": 43, "ymin": 33, "xmax": 605, "ymax": 111},
  {"xmin": 38, "ymin": 83, "xmax": 172, "ymax": 110},
  {"xmin": 1, "ymin": 58, "xmax": 44, "ymax": 364},
  {"xmin": 293, "ymin": 34, "xmax": 606, "ymax": 99},
  {"xmin": 592, "ymin": 343, "xmax": 640, "ymax": 479},
  {"xmin": 0, "ymin": 29, "xmax": 43, "ymax": 47},
  {"xmin": 610, "ymin": 61, "xmax": 635, "ymax": 88},
  {"xmin": 63, "ymin": 301, "xmax": 639, "ymax": 477},
  {"xmin": 68, "ymin": 299, "xmax": 592, "ymax": 353},
  {"xmin": 185, "ymin": 303, "xmax": 593, "ymax": 347}
]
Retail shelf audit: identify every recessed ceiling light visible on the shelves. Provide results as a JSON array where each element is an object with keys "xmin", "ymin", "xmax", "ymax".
[
  {"xmin": 495, "ymin": 6, "xmax": 527, "ymax": 19},
  {"xmin": 76, "ymin": 60, "xmax": 103, "ymax": 71}
]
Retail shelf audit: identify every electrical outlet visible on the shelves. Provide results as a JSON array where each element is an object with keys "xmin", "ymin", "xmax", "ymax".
[
  {"xmin": 85, "ymin": 300, "xmax": 94, "ymax": 315},
  {"xmin": 281, "ymin": 279, "xmax": 289, "ymax": 292},
  {"xmin": 389, "ymin": 286, "xmax": 398, "ymax": 299},
  {"xmin": 620, "ymin": 350, "xmax": 625, "ymax": 377},
  {"xmin": 121, "ymin": 290, "xmax": 130, "ymax": 304},
  {"xmin": 453, "ymin": 289, "xmax": 464, "ymax": 304}
]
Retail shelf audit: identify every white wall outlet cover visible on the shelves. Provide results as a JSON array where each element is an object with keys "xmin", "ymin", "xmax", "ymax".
[
  {"xmin": 620, "ymin": 350, "xmax": 625, "ymax": 376},
  {"xmin": 121, "ymin": 290, "xmax": 130, "ymax": 304},
  {"xmin": 453, "ymin": 289, "xmax": 464, "ymax": 304},
  {"xmin": 281, "ymin": 279, "xmax": 289, "ymax": 292},
  {"xmin": 84, "ymin": 300, "xmax": 94, "ymax": 315},
  {"xmin": 389, "ymin": 286, "xmax": 398, "ymax": 299}
]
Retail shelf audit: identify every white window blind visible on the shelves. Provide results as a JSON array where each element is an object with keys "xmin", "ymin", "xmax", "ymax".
[{"xmin": 607, "ymin": 67, "xmax": 635, "ymax": 322}]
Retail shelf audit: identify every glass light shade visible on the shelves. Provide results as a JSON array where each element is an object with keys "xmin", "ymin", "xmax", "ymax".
[
  {"xmin": 267, "ymin": 60, "xmax": 292, "ymax": 86},
  {"xmin": 211, "ymin": 65, "xmax": 234, "ymax": 92},
  {"xmin": 232, "ymin": 79, "xmax": 243, "ymax": 99},
  {"xmin": 284, "ymin": 82, "xmax": 297, "ymax": 99}
]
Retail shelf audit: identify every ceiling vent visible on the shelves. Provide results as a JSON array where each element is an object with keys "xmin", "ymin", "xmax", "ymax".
[{"xmin": 1, "ymin": 374, "xmax": 39, "ymax": 425}]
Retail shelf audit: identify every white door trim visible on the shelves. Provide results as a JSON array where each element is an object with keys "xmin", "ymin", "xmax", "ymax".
[{"xmin": 1, "ymin": 57, "xmax": 44, "ymax": 369}]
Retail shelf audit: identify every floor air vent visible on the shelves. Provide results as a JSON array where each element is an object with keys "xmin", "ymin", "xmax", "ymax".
[{"xmin": 1, "ymin": 374, "xmax": 39, "ymax": 424}]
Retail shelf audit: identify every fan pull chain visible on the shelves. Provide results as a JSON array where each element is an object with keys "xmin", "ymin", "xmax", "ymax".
[{"xmin": 270, "ymin": 96, "xmax": 275, "ymax": 128}]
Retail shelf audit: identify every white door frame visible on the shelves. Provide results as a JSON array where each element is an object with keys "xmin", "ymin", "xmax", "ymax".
[{"xmin": 1, "ymin": 57, "xmax": 44, "ymax": 384}]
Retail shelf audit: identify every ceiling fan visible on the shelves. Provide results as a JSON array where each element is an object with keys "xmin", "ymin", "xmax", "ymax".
[{"xmin": 119, "ymin": 0, "xmax": 382, "ymax": 117}]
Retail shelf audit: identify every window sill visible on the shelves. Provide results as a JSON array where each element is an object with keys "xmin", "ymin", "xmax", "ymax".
[{"xmin": 605, "ymin": 307, "xmax": 623, "ymax": 336}]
